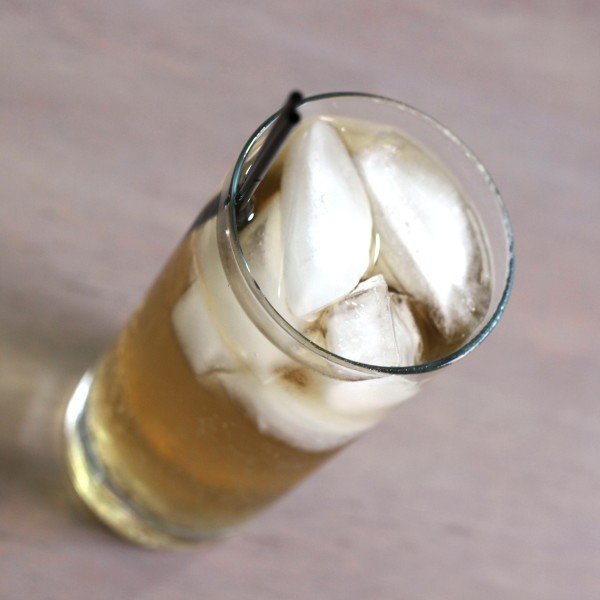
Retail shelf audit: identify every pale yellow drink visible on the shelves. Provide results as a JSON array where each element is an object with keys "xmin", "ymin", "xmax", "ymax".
[{"xmin": 64, "ymin": 106, "xmax": 505, "ymax": 548}]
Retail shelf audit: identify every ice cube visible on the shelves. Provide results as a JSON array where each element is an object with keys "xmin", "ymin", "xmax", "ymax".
[
  {"xmin": 216, "ymin": 370, "xmax": 383, "ymax": 452},
  {"xmin": 239, "ymin": 194, "xmax": 298, "ymax": 326},
  {"xmin": 323, "ymin": 374, "xmax": 420, "ymax": 415},
  {"xmin": 280, "ymin": 120, "xmax": 373, "ymax": 319},
  {"xmin": 325, "ymin": 274, "xmax": 400, "ymax": 366},
  {"xmin": 194, "ymin": 217, "xmax": 291, "ymax": 382},
  {"xmin": 172, "ymin": 279, "xmax": 237, "ymax": 374},
  {"xmin": 321, "ymin": 278, "xmax": 423, "ymax": 414},
  {"xmin": 355, "ymin": 135, "xmax": 490, "ymax": 340},
  {"xmin": 240, "ymin": 195, "xmax": 282, "ymax": 302},
  {"xmin": 389, "ymin": 292, "xmax": 422, "ymax": 366}
]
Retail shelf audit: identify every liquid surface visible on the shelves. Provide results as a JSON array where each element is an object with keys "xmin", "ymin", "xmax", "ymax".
[{"xmin": 247, "ymin": 116, "xmax": 492, "ymax": 363}]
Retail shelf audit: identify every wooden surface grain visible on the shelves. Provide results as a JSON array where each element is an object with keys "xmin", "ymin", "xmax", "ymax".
[{"xmin": 1, "ymin": 2, "xmax": 599, "ymax": 598}]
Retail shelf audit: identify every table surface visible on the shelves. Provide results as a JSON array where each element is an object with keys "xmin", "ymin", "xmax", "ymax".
[{"xmin": 1, "ymin": 2, "xmax": 599, "ymax": 599}]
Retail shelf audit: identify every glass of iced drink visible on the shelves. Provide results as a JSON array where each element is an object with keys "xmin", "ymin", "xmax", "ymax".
[{"xmin": 64, "ymin": 92, "xmax": 514, "ymax": 547}]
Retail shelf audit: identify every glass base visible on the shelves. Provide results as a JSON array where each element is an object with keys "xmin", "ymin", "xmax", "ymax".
[{"xmin": 64, "ymin": 371, "xmax": 218, "ymax": 549}]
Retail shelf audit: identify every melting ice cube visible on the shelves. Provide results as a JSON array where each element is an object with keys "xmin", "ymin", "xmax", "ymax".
[
  {"xmin": 239, "ymin": 194, "xmax": 298, "ymax": 327},
  {"xmin": 216, "ymin": 371, "xmax": 383, "ymax": 452},
  {"xmin": 355, "ymin": 135, "xmax": 490, "ymax": 340},
  {"xmin": 280, "ymin": 120, "xmax": 373, "ymax": 319},
  {"xmin": 192, "ymin": 217, "xmax": 291, "ymax": 382},
  {"xmin": 322, "ymin": 278, "xmax": 423, "ymax": 413},
  {"xmin": 323, "ymin": 374, "xmax": 420, "ymax": 415},
  {"xmin": 240, "ymin": 194, "xmax": 282, "ymax": 303},
  {"xmin": 325, "ymin": 274, "xmax": 400, "ymax": 367},
  {"xmin": 389, "ymin": 292, "xmax": 422, "ymax": 366},
  {"xmin": 172, "ymin": 279, "xmax": 236, "ymax": 374}
]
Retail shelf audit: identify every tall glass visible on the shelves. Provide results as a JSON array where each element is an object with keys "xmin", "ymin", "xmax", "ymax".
[{"xmin": 64, "ymin": 93, "xmax": 514, "ymax": 548}]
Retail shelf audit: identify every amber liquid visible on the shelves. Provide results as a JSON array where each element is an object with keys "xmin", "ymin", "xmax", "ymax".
[
  {"xmin": 84, "ymin": 220, "xmax": 333, "ymax": 539},
  {"xmin": 69, "ymin": 116, "xmax": 490, "ymax": 545}
]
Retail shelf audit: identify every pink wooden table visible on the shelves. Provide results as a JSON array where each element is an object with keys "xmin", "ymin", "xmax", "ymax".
[{"xmin": 1, "ymin": 2, "xmax": 598, "ymax": 598}]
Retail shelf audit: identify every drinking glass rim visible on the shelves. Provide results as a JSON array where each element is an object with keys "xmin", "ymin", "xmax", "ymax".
[{"xmin": 225, "ymin": 91, "xmax": 515, "ymax": 376}]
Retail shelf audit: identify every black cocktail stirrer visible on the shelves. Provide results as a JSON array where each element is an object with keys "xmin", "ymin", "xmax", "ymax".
[{"xmin": 235, "ymin": 91, "xmax": 303, "ymax": 229}]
